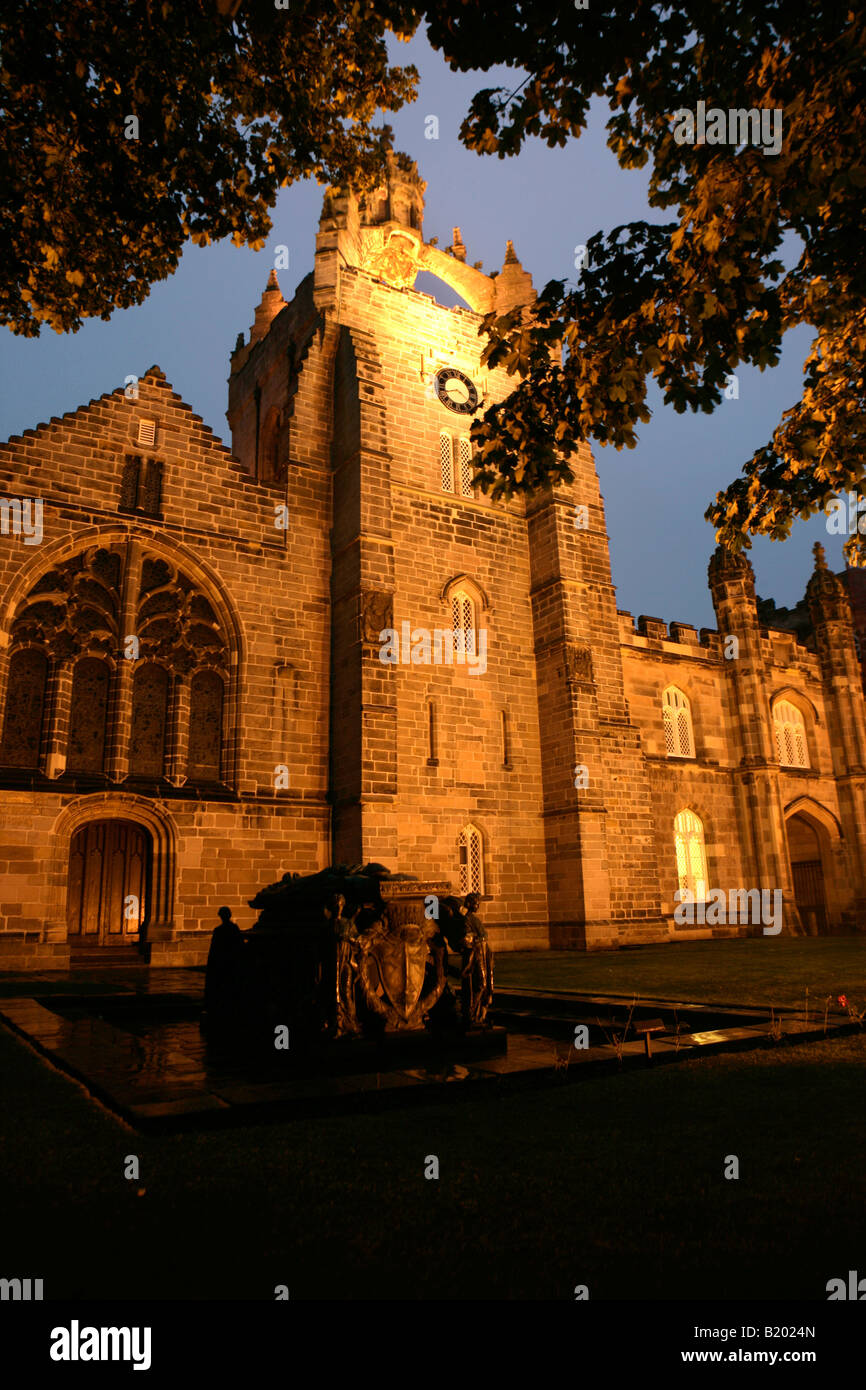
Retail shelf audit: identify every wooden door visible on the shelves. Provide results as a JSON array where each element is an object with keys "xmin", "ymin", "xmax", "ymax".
[
  {"xmin": 791, "ymin": 859, "xmax": 828, "ymax": 935},
  {"xmin": 67, "ymin": 821, "xmax": 148, "ymax": 944}
]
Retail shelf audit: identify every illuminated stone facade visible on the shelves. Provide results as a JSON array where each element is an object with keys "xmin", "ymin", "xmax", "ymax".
[{"xmin": 1, "ymin": 154, "xmax": 864, "ymax": 967}]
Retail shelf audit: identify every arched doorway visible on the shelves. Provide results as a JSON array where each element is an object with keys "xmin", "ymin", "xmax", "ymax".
[
  {"xmin": 786, "ymin": 812, "xmax": 828, "ymax": 935},
  {"xmin": 66, "ymin": 819, "xmax": 151, "ymax": 955}
]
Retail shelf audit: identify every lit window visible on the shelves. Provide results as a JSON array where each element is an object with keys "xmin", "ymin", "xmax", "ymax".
[
  {"xmin": 674, "ymin": 809, "xmax": 708, "ymax": 904},
  {"xmin": 662, "ymin": 685, "xmax": 695, "ymax": 758},
  {"xmin": 773, "ymin": 699, "xmax": 809, "ymax": 768},
  {"xmin": 451, "ymin": 589, "xmax": 476, "ymax": 658},
  {"xmin": 458, "ymin": 824, "xmax": 484, "ymax": 896}
]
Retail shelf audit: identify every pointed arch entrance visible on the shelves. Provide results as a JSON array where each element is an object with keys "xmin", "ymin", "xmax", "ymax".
[
  {"xmin": 784, "ymin": 799, "xmax": 842, "ymax": 935},
  {"xmin": 787, "ymin": 815, "xmax": 826, "ymax": 934},
  {"xmin": 67, "ymin": 819, "xmax": 151, "ymax": 953}
]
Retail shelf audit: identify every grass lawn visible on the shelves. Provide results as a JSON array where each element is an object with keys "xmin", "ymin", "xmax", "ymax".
[
  {"xmin": 2, "ymin": 1015, "xmax": 864, "ymax": 1301},
  {"xmin": 496, "ymin": 937, "xmax": 866, "ymax": 1010}
]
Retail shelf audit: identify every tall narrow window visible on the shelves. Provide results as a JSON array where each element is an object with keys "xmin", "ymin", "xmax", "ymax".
[
  {"xmin": 773, "ymin": 699, "xmax": 809, "ymax": 768},
  {"xmin": 501, "ymin": 709, "xmax": 511, "ymax": 768},
  {"xmin": 260, "ymin": 407, "xmax": 281, "ymax": 484},
  {"xmin": 457, "ymin": 437, "xmax": 474, "ymax": 497},
  {"xmin": 67, "ymin": 658, "xmax": 110, "ymax": 773},
  {"xmin": 439, "ymin": 431, "xmax": 454, "ymax": 492},
  {"xmin": 119, "ymin": 454, "xmax": 163, "ymax": 517},
  {"xmin": 674, "ymin": 809, "xmax": 708, "ymax": 904},
  {"xmin": 188, "ymin": 671, "xmax": 224, "ymax": 782},
  {"xmin": 662, "ymin": 685, "xmax": 695, "ymax": 758},
  {"xmin": 140, "ymin": 458, "xmax": 163, "ymax": 515},
  {"xmin": 119, "ymin": 455, "xmax": 141, "ymax": 511},
  {"xmin": 458, "ymin": 824, "xmax": 485, "ymax": 896},
  {"xmin": 451, "ymin": 589, "xmax": 476, "ymax": 658},
  {"xmin": 427, "ymin": 699, "xmax": 438, "ymax": 765},
  {"xmin": 0, "ymin": 648, "xmax": 48, "ymax": 767},
  {"xmin": 130, "ymin": 664, "xmax": 169, "ymax": 778}
]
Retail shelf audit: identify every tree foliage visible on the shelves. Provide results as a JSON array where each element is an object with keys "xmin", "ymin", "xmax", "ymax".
[
  {"xmin": 430, "ymin": 1, "xmax": 866, "ymax": 562},
  {"xmin": 2, "ymin": 1, "xmax": 864, "ymax": 559},
  {"xmin": 0, "ymin": 0, "xmax": 418, "ymax": 334}
]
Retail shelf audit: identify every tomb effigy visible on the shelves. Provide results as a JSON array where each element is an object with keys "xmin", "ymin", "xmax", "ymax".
[{"xmin": 203, "ymin": 864, "xmax": 496, "ymax": 1053}]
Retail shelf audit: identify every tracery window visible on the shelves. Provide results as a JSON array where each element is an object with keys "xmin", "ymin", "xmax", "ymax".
[
  {"xmin": 0, "ymin": 544, "xmax": 230, "ymax": 787},
  {"xmin": 458, "ymin": 824, "xmax": 485, "ymax": 896},
  {"xmin": 451, "ymin": 588, "xmax": 477, "ymax": 658},
  {"xmin": 773, "ymin": 699, "xmax": 809, "ymax": 768},
  {"xmin": 662, "ymin": 685, "xmax": 695, "ymax": 759}
]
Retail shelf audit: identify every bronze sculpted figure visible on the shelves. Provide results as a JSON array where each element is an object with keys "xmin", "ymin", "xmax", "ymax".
[
  {"xmin": 324, "ymin": 893, "xmax": 362, "ymax": 1036},
  {"xmin": 460, "ymin": 892, "xmax": 494, "ymax": 1026}
]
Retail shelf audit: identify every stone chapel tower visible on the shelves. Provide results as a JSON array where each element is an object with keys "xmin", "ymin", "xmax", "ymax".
[
  {"xmin": 226, "ymin": 154, "xmax": 668, "ymax": 949},
  {"xmin": 3, "ymin": 155, "xmax": 862, "ymax": 968}
]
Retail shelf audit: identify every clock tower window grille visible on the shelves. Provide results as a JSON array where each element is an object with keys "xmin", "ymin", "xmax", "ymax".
[
  {"xmin": 458, "ymin": 437, "xmax": 474, "ymax": 497},
  {"xmin": 439, "ymin": 432, "xmax": 454, "ymax": 492},
  {"xmin": 439, "ymin": 434, "xmax": 473, "ymax": 497}
]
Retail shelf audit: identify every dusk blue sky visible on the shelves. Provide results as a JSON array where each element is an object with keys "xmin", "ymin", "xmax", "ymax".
[{"xmin": 0, "ymin": 28, "xmax": 841, "ymax": 631}]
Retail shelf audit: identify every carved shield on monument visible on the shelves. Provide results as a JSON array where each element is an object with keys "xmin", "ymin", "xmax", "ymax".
[
  {"xmin": 363, "ymin": 927, "xmax": 428, "ymax": 1025},
  {"xmin": 357, "ymin": 882, "xmax": 449, "ymax": 1030}
]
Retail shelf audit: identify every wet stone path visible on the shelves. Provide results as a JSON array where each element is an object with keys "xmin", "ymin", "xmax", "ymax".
[{"xmin": 0, "ymin": 968, "xmax": 858, "ymax": 1132}]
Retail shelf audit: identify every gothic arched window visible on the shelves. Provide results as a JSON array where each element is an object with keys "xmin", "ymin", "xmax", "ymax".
[
  {"xmin": 0, "ymin": 648, "xmax": 48, "ymax": 767},
  {"xmin": 451, "ymin": 588, "xmax": 477, "ymax": 659},
  {"xmin": 458, "ymin": 824, "xmax": 485, "ymax": 896},
  {"xmin": 674, "ymin": 809, "xmax": 708, "ymax": 904},
  {"xmin": 662, "ymin": 685, "xmax": 695, "ymax": 759},
  {"xmin": 773, "ymin": 699, "xmax": 809, "ymax": 768},
  {"xmin": 0, "ymin": 544, "xmax": 233, "ymax": 789}
]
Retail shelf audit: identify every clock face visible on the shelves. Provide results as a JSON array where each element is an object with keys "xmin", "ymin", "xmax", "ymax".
[{"xmin": 435, "ymin": 367, "xmax": 479, "ymax": 414}]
